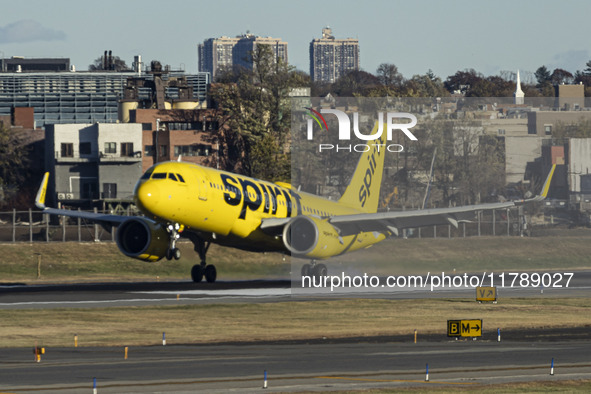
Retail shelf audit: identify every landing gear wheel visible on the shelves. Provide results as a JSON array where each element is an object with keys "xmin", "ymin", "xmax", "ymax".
[
  {"xmin": 301, "ymin": 264, "xmax": 312, "ymax": 277},
  {"xmin": 166, "ymin": 248, "xmax": 181, "ymax": 261},
  {"xmin": 204, "ymin": 265, "xmax": 217, "ymax": 283},
  {"xmin": 313, "ymin": 263, "xmax": 328, "ymax": 278},
  {"xmin": 191, "ymin": 264, "xmax": 204, "ymax": 283}
]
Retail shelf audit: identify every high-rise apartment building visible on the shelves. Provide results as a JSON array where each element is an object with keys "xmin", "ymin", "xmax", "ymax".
[
  {"xmin": 198, "ymin": 34, "xmax": 288, "ymax": 80},
  {"xmin": 309, "ymin": 27, "xmax": 359, "ymax": 83}
]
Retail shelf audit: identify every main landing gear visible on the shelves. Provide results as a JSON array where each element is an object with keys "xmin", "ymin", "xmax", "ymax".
[
  {"xmin": 186, "ymin": 233, "xmax": 217, "ymax": 283},
  {"xmin": 301, "ymin": 261, "xmax": 328, "ymax": 278}
]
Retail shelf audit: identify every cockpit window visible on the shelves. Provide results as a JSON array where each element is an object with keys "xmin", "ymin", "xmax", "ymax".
[
  {"xmin": 168, "ymin": 173, "xmax": 178, "ymax": 182},
  {"xmin": 176, "ymin": 174, "xmax": 185, "ymax": 183},
  {"xmin": 152, "ymin": 172, "xmax": 166, "ymax": 179},
  {"xmin": 140, "ymin": 169, "xmax": 154, "ymax": 180}
]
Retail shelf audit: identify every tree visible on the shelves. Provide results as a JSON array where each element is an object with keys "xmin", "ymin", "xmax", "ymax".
[
  {"xmin": 210, "ymin": 45, "xmax": 305, "ymax": 181},
  {"xmin": 535, "ymin": 66, "xmax": 551, "ymax": 86},
  {"xmin": 403, "ymin": 73, "xmax": 448, "ymax": 97},
  {"xmin": 444, "ymin": 69, "xmax": 484, "ymax": 95},
  {"xmin": 331, "ymin": 70, "xmax": 380, "ymax": 96},
  {"xmin": 550, "ymin": 68, "xmax": 574, "ymax": 85},
  {"xmin": 376, "ymin": 63, "xmax": 404, "ymax": 88},
  {"xmin": 0, "ymin": 124, "xmax": 28, "ymax": 207},
  {"xmin": 534, "ymin": 66, "xmax": 554, "ymax": 96},
  {"xmin": 88, "ymin": 52, "xmax": 130, "ymax": 71},
  {"xmin": 468, "ymin": 75, "xmax": 514, "ymax": 97}
]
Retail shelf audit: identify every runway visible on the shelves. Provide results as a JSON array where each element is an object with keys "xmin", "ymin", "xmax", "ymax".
[
  {"xmin": 1, "ymin": 271, "xmax": 590, "ymax": 392},
  {"xmin": 1, "ymin": 340, "xmax": 591, "ymax": 393},
  {"xmin": 1, "ymin": 270, "xmax": 591, "ymax": 309}
]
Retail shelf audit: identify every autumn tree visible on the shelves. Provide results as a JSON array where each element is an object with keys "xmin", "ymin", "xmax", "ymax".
[
  {"xmin": 0, "ymin": 124, "xmax": 28, "ymax": 207},
  {"xmin": 444, "ymin": 69, "xmax": 484, "ymax": 95},
  {"xmin": 209, "ymin": 45, "xmax": 307, "ymax": 181}
]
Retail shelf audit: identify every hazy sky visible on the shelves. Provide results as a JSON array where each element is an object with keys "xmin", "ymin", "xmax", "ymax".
[{"xmin": 1, "ymin": 0, "xmax": 590, "ymax": 82}]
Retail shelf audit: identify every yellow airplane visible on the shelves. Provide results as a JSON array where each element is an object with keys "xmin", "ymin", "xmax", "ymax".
[{"xmin": 35, "ymin": 137, "xmax": 555, "ymax": 283}]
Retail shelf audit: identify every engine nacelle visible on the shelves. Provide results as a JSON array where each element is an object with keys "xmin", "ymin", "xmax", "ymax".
[
  {"xmin": 282, "ymin": 216, "xmax": 343, "ymax": 259},
  {"xmin": 116, "ymin": 218, "xmax": 169, "ymax": 262}
]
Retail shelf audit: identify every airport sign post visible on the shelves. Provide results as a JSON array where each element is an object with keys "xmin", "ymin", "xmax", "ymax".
[
  {"xmin": 476, "ymin": 286, "xmax": 497, "ymax": 302},
  {"xmin": 447, "ymin": 319, "xmax": 482, "ymax": 338}
]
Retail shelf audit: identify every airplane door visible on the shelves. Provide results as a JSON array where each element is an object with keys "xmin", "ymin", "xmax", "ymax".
[{"xmin": 197, "ymin": 172, "xmax": 209, "ymax": 201}]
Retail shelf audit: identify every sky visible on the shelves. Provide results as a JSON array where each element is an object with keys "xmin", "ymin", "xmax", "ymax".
[{"xmin": 1, "ymin": 0, "xmax": 590, "ymax": 82}]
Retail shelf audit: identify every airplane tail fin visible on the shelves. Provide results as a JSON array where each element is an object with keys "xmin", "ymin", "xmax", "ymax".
[
  {"xmin": 338, "ymin": 122, "xmax": 386, "ymax": 213},
  {"xmin": 539, "ymin": 164, "xmax": 556, "ymax": 199},
  {"xmin": 35, "ymin": 172, "xmax": 50, "ymax": 210}
]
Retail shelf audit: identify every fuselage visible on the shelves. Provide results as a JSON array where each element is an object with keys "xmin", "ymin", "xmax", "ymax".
[{"xmin": 134, "ymin": 161, "xmax": 386, "ymax": 257}]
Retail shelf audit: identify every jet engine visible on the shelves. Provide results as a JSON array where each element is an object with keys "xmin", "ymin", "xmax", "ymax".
[
  {"xmin": 282, "ymin": 216, "xmax": 343, "ymax": 259},
  {"xmin": 116, "ymin": 218, "xmax": 169, "ymax": 262}
]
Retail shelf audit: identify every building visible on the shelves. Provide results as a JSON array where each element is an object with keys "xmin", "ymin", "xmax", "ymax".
[
  {"xmin": 1, "ymin": 57, "xmax": 70, "ymax": 72},
  {"xmin": 44, "ymin": 123, "xmax": 143, "ymax": 208},
  {"xmin": 129, "ymin": 108, "xmax": 225, "ymax": 172},
  {"xmin": 309, "ymin": 27, "xmax": 359, "ymax": 83},
  {"xmin": 198, "ymin": 34, "xmax": 288, "ymax": 80},
  {"xmin": 527, "ymin": 111, "xmax": 591, "ymax": 136},
  {"xmin": 0, "ymin": 57, "xmax": 209, "ymax": 128}
]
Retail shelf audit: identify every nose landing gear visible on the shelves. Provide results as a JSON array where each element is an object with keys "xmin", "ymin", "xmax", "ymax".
[{"xmin": 165, "ymin": 223, "xmax": 181, "ymax": 261}]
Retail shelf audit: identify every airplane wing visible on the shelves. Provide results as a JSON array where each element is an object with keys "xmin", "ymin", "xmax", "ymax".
[
  {"xmin": 327, "ymin": 201, "xmax": 515, "ymax": 237},
  {"xmin": 261, "ymin": 164, "xmax": 556, "ymax": 237},
  {"xmin": 35, "ymin": 172, "xmax": 129, "ymax": 227}
]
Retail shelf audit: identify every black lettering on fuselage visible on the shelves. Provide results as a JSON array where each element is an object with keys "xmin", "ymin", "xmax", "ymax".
[
  {"xmin": 220, "ymin": 174, "xmax": 302, "ymax": 220},
  {"xmin": 238, "ymin": 178, "xmax": 262, "ymax": 220},
  {"xmin": 264, "ymin": 184, "xmax": 280, "ymax": 215},
  {"xmin": 221, "ymin": 174, "xmax": 241, "ymax": 206}
]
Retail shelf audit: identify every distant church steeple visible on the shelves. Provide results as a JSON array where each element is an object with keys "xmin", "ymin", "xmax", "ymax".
[{"xmin": 514, "ymin": 70, "xmax": 524, "ymax": 105}]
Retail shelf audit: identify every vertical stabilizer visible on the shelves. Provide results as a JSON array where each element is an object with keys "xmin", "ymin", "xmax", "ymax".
[{"xmin": 338, "ymin": 123, "xmax": 386, "ymax": 213}]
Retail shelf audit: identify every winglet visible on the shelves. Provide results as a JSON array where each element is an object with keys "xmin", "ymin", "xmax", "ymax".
[
  {"xmin": 539, "ymin": 164, "xmax": 556, "ymax": 199},
  {"xmin": 35, "ymin": 172, "xmax": 49, "ymax": 210},
  {"xmin": 515, "ymin": 164, "xmax": 556, "ymax": 204}
]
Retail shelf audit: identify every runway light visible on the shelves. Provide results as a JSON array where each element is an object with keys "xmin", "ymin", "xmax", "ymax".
[
  {"xmin": 74, "ymin": 334, "xmax": 78, "ymax": 347},
  {"xmin": 263, "ymin": 369, "xmax": 268, "ymax": 389},
  {"xmin": 425, "ymin": 363, "xmax": 429, "ymax": 382},
  {"xmin": 550, "ymin": 358, "xmax": 555, "ymax": 376},
  {"xmin": 124, "ymin": 346, "xmax": 128, "ymax": 360},
  {"xmin": 93, "ymin": 377, "xmax": 97, "ymax": 394},
  {"xmin": 497, "ymin": 328, "xmax": 501, "ymax": 342},
  {"xmin": 162, "ymin": 332, "xmax": 166, "ymax": 346},
  {"xmin": 414, "ymin": 329, "xmax": 417, "ymax": 344}
]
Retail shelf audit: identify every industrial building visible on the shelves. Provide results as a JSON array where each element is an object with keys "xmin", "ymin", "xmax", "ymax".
[
  {"xmin": 0, "ymin": 56, "xmax": 210, "ymax": 128},
  {"xmin": 309, "ymin": 27, "xmax": 359, "ymax": 83}
]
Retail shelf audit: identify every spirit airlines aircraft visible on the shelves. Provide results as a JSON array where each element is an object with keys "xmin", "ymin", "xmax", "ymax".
[{"xmin": 35, "ymin": 137, "xmax": 555, "ymax": 283}]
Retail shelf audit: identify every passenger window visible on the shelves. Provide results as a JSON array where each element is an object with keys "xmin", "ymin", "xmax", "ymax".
[
  {"xmin": 152, "ymin": 173, "xmax": 166, "ymax": 179},
  {"xmin": 168, "ymin": 173, "xmax": 178, "ymax": 182}
]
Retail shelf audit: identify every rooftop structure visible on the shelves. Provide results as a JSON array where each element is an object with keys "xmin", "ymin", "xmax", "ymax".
[{"xmin": 309, "ymin": 27, "xmax": 359, "ymax": 83}]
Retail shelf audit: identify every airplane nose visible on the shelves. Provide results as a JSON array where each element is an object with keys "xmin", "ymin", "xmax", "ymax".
[{"xmin": 135, "ymin": 181, "xmax": 161, "ymax": 214}]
